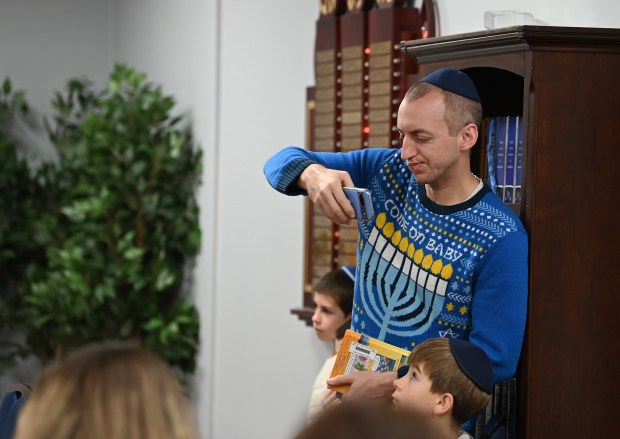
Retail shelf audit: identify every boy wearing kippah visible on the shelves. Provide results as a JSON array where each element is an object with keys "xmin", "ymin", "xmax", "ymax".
[{"xmin": 392, "ymin": 338, "xmax": 493, "ymax": 439}]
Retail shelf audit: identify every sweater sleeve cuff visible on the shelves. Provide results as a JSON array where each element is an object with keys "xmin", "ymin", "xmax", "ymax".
[{"xmin": 276, "ymin": 158, "xmax": 318, "ymax": 195}]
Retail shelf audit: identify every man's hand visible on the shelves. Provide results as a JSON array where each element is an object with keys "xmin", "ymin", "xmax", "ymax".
[
  {"xmin": 298, "ymin": 164, "xmax": 356, "ymax": 224},
  {"xmin": 321, "ymin": 389, "xmax": 342, "ymax": 410},
  {"xmin": 326, "ymin": 371, "xmax": 397, "ymax": 403}
]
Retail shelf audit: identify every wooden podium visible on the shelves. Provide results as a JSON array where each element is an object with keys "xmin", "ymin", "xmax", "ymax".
[{"xmin": 402, "ymin": 26, "xmax": 620, "ymax": 439}]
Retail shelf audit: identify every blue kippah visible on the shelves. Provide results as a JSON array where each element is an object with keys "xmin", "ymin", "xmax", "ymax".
[
  {"xmin": 342, "ymin": 265, "xmax": 356, "ymax": 281},
  {"xmin": 449, "ymin": 339, "xmax": 494, "ymax": 394},
  {"xmin": 420, "ymin": 68, "xmax": 481, "ymax": 102}
]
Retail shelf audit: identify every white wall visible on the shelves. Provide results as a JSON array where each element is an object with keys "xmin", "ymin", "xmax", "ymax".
[
  {"xmin": 436, "ymin": 0, "xmax": 620, "ymax": 35},
  {"xmin": 111, "ymin": 1, "xmax": 322, "ymax": 439},
  {"xmin": 2, "ymin": 1, "xmax": 619, "ymax": 439},
  {"xmin": 206, "ymin": 1, "xmax": 322, "ymax": 437},
  {"xmin": 0, "ymin": 0, "xmax": 112, "ymax": 163}
]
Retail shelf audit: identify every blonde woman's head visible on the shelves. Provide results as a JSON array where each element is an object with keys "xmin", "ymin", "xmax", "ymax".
[{"xmin": 14, "ymin": 341, "xmax": 199, "ymax": 439}]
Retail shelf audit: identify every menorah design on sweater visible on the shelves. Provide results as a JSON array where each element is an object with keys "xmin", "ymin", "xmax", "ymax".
[{"xmin": 357, "ymin": 211, "xmax": 452, "ymax": 341}]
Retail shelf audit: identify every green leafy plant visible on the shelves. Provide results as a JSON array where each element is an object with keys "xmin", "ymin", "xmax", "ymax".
[
  {"xmin": 1, "ymin": 65, "xmax": 202, "ymax": 374},
  {"xmin": 0, "ymin": 78, "xmax": 39, "ymax": 372}
]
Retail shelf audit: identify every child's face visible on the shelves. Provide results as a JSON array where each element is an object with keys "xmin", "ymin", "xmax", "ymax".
[
  {"xmin": 392, "ymin": 363, "xmax": 442, "ymax": 417},
  {"xmin": 311, "ymin": 292, "xmax": 348, "ymax": 342}
]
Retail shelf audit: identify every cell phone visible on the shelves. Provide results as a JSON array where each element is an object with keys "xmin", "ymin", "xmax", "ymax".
[{"xmin": 343, "ymin": 187, "xmax": 375, "ymax": 221}]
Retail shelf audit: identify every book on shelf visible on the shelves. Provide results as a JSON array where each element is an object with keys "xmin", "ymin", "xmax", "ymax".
[
  {"xmin": 474, "ymin": 378, "xmax": 517, "ymax": 439},
  {"xmin": 485, "ymin": 117, "xmax": 498, "ymax": 194},
  {"xmin": 474, "ymin": 395, "xmax": 492, "ymax": 438},
  {"xmin": 514, "ymin": 119, "xmax": 523, "ymax": 204},
  {"xmin": 328, "ymin": 329, "xmax": 410, "ymax": 394},
  {"xmin": 494, "ymin": 116, "xmax": 508, "ymax": 201},
  {"xmin": 505, "ymin": 378, "xmax": 517, "ymax": 439},
  {"xmin": 492, "ymin": 382, "xmax": 503, "ymax": 421},
  {"xmin": 500, "ymin": 379, "xmax": 510, "ymax": 430},
  {"xmin": 503, "ymin": 117, "xmax": 517, "ymax": 203},
  {"xmin": 486, "ymin": 116, "xmax": 523, "ymax": 205}
]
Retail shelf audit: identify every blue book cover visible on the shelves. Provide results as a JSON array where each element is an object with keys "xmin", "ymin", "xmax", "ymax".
[
  {"xmin": 494, "ymin": 117, "xmax": 508, "ymax": 200},
  {"xmin": 503, "ymin": 117, "xmax": 517, "ymax": 203},
  {"xmin": 486, "ymin": 117, "xmax": 497, "ymax": 193},
  {"xmin": 515, "ymin": 117, "xmax": 523, "ymax": 204}
]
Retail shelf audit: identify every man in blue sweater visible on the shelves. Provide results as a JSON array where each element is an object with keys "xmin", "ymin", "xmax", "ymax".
[{"xmin": 264, "ymin": 68, "xmax": 528, "ymax": 404}]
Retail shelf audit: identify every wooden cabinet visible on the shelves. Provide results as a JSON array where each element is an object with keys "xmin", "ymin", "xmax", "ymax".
[{"xmin": 402, "ymin": 26, "xmax": 620, "ymax": 438}]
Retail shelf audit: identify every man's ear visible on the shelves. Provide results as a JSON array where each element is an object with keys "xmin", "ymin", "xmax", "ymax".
[
  {"xmin": 459, "ymin": 123, "xmax": 478, "ymax": 152},
  {"xmin": 433, "ymin": 393, "xmax": 454, "ymax": 416}
]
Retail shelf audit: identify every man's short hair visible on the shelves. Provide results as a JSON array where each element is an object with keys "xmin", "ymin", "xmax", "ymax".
[
  {"xmin": 405, "ymin": 81, "xmax": 483, "ymax": 136},
  {"xmin": 407, "ymin": 338, "xmax": 491, "ymax": 424},
  {"xmin": 313, "ymin": 269, "xmax": 354, "ymax": 315}
]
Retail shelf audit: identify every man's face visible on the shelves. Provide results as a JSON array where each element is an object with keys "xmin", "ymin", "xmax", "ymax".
[
  {"xmin": 397, "ymin": 90, "xmax": 462, "ymax": 186},
  {"xmin": 311, "ymin": 292, "xmax": 348, "ymax": 342},
  {"xmin": 392, "ymin": 363, "xmax": 441, "ymax": 417}
]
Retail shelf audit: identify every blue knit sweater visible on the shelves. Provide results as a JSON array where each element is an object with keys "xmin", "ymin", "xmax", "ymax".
[{"xmin": 264, "ymin": 147, "xmax": 528, "ymax": 382}]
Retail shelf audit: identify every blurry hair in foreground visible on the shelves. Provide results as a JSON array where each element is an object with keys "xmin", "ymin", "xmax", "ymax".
[
  {"xmin": 14, "ymin": 341, "xmax": 199, "ymax": 439},
  {"xmin": 294, "ymin": 403, "xmax": 445, "ymax": 439}
]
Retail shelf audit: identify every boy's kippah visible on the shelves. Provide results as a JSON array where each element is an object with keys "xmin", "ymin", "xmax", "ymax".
[
  {"xmin": 449, "ymin": 339, "xmax": 494, "ymax": 394},
  {"xmin": 341, "ymin": 265, "xmax": 356, "ymax": 281},
  {"xmin": 419, "ymin": 68, "xmax": 481, "ymax": 102}
]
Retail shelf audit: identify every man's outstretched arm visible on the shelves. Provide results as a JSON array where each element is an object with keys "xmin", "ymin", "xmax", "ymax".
[{"xmin": 264, "ymin": 147, "xmax": 356, "ymax": 224}]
